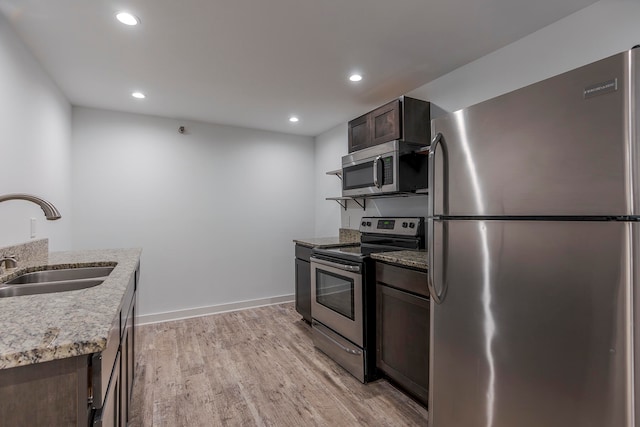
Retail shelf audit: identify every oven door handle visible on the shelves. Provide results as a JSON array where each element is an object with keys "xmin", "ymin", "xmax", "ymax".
[{"xmin": 310, "ymin": 257, "xmax": 361, "ymax": 273}]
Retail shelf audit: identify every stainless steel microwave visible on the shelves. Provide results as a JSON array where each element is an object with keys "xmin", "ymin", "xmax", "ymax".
[{"xmin": 341, "ymin": 140, "xmax": 428, "ymax": 197}]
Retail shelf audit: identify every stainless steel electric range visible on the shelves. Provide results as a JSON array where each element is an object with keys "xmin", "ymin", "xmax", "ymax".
[{"xmin": 310, "ymin": 217, "xmax": 424, "ymax": 383}]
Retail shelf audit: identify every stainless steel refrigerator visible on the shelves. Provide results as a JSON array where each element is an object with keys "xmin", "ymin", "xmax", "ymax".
[{"xmin": 427, "ymin": 47, "xmax": 639, "ymax": 427}]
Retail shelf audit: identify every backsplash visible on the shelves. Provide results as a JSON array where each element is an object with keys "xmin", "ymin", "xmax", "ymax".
[
  {"xmin": 339, "ymin": 228, "xmax": 360, "ymax": 243},
  {"xmin": 341, "ymin": 197, "xmax": 428, "ymax": 229},
  {"xmin": 0, "ymin": 239, "xmax": 48, "ymax": 280}
]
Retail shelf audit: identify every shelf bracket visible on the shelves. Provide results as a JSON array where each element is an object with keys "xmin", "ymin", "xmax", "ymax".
[
  {"xmin": 334, "ymin": 199, "xmax": 347, "ymax": 210},
  {"xmin": 328, "ymin": 197, "xmax": 366, "ymax": 211},
  {"xmin": 353, "ymin": 198, "xmax": 366, "ymax": 210},
  {"xmin": 326, "ymin": 169, "xmax": 343, "ymax": 181}
]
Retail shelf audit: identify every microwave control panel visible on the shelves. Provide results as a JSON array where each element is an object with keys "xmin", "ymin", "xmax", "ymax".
[{"xmin": 382, "ymin": 156, "xmax": 393, "ymax": 184}]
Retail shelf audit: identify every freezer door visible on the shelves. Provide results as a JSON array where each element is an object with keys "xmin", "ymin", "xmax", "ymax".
[
  {"xmin": 429, "ymin": 220, "xmax": 635, "ymax": 427},
  {"xmin": 430, "ymin": 49, "xmax": 640, "ymax": 217}
]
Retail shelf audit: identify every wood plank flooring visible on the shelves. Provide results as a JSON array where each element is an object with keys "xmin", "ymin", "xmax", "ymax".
[{"xmin": 129, "ymin": 302, "xmax": 428, "ymax": 426}]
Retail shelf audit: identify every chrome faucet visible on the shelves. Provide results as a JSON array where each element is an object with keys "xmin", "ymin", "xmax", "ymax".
[
  {"xmin": 0, "ymin": 256, "xmax": 17, "ymax": 274},
  {"xmin": 0, "ymin": 194, "xmax": 61, "ymax": 220}
]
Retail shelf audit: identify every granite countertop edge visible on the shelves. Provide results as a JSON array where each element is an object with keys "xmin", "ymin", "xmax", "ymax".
[
  {"xmin": 370, "ymin": 250, "xmax": 428, "ymax": 271},
  {"xmin": 0, "ymin": 248, "xmax": 142, "ymax": 370},
  {"xmin": 293, "ymin": 237, "xmax": 359, "ymax": 248}
]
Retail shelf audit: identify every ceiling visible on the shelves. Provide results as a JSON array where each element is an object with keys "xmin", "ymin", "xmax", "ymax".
[{"xmin": 0, "ymin": 0, "xmax": 598, "ymax": 137}]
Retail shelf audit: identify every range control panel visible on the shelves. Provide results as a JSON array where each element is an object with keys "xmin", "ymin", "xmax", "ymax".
[{"xmin": 359, "ymin": 217, "xmax": 423, "ymax": 236}]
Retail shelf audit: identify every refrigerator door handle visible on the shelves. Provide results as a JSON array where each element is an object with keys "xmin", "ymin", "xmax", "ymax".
[
  {"xmin": 428, "ymin": 132, "xmax": 448, "ymax": 216},
  {"xmin": 427, "ymin": 218, "xmax": 448, "ymax": 304},
  {"xmin": 428, "ymin": 132, "xmax": 448, "ymax": 304}
]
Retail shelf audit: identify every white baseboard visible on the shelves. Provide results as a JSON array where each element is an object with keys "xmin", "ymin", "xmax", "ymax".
[{"xmin": 137, "ymin": 294, "xmax": 295, "ymax": 325}]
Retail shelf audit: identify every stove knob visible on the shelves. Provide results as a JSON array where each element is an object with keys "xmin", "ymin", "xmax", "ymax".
[
  {"xmin": 361, "ymin": 221, "xmax": 366, "ymax": 227},
  {"xmin": 409, "ymin": 222, "xmax": 416, "ymax": 228},
  {"xmin": 402, "ymin": 222, "xmax": 408, "ymax": 228},
  {"xmin": 366, "ymin": 221, "xmax": 372, "ymax": 226}
]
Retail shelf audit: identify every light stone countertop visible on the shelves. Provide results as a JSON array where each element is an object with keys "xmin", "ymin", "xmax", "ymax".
[
  {"xmin": 370, "ymin": 250, "xmax": 428, "ymax": 271},
  {"xmin": 293, "ymin": 228, "xmax": 361, "ymax": 248},
  {"xmin": 293, "ymin": 237, "xmax": 359, "ymax": 248},
  {"xmin": 0, "ymin": 248, "xmax": 142, "ymax": 369}
]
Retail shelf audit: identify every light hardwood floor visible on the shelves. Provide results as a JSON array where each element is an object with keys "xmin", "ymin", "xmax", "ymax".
[{"xmin": 129, "ymin": 302, "xmax": 428, "ymax": 426}]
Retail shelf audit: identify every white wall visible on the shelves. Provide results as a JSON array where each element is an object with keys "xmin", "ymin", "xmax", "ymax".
[
  {"xmin": 409, "ymin": 0, "xmax": 640, "ymax": 113},
  {"xmin": 314, "ymin": 123, "xmax": 346, "ymax": 236},
  {"xmin": 0, "ymin": 14, "xmax": 72, "ymax": 250},
  {"xmin": 71, "ymin": 107, "xmax": 315, "ymax": 318},
  {"xmin": 315, "ymin": 0, "xmax": 640, "ymax": 232}
]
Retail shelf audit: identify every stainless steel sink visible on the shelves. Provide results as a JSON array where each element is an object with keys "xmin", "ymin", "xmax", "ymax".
[
  {"xmin": 0, "ymin": 266, "xmax": 114, "ymax": 297},
  {"xmin": 5, "ymin": 266, "xmax": 114, "ymax": 284}
]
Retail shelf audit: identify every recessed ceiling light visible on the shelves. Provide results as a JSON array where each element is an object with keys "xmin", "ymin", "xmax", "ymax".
[
  {"xmin": 289, "ymin": 116, "xmax": 299, "ymax": 123},
  {"xmin": 349, "ymin": 74, "xmax": 363, "ymax": 82},
  {"xmin": 116, "ymin": 12, "xmax": 139, "ymax": 26},
  {"xmin": 131, "ymin": 92, "xmax": 145, "ymax": 99}
]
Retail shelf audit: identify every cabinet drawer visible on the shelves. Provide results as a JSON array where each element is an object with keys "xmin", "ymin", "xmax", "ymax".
[
  {"xmin": 295, "ymin": 244, "xmax": 313, "ymax": 262},
  {"xmin": 376, "ymin": 262, "xmax": 428, "ymax": 297}
]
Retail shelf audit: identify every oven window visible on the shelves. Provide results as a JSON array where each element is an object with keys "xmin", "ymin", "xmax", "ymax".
[
  {"xmin": 315, "ymin": 270, "xmax": 355, "ymax": 320},
  {"xmin": 343, "ymin": 162, "xmax": 374, "ymax": 190}
]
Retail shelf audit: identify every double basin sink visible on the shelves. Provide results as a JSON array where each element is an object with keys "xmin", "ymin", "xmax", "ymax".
[{"xmin": 0, "ymin": 266, "xmax": 114, "ymax": 297}]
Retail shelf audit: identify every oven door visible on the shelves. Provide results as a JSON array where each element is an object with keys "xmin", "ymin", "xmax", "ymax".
[{"xmin": 310, "ymin": 256, "xmax": 363, "ymax": 347}]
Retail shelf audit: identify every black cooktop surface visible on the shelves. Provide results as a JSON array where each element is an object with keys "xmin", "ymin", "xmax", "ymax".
[{"xmin": 312, "ymin": 217, "xmax": 425, "ymax": 263}]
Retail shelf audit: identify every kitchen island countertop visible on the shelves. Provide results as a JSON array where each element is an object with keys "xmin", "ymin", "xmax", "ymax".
[
  {"xmin": 371, "ymin": 250, "xmax": 428, "ymax": 271},
  {"xmin": 0, "ymin": 248, "xmax": 141, "ymax": 369}
]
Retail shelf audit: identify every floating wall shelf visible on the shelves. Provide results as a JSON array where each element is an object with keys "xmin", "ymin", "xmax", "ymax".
[{"xmin": 325, "ymin": 168, "xmax": 427, "ymax": 211}]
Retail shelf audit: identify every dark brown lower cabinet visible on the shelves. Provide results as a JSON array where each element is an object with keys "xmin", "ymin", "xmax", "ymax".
[
  {"xmin": 0, "ymin": 264, "xmax": 139, "ymax": 427},
  {"xmin": 0, "ymin": 355, "xmax": 90, "ymax": 426},
  {"xmin": 120, "ymin": 297, "xmax": 135, "ymax": 426},
  {"xmin": 376, "ymin": 262, "xmax": 429, "ymax": 406},
  {"xmin": 95, "ymin": 351, "xmax": 120, "ymax": 427},
  {"xmin": 294, "ymin": 244, "xmax": 312, "ymax": 323}
]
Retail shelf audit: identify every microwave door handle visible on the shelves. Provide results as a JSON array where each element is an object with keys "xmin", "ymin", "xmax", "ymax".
[{"xmin": 373, "ymin": 156, "xmax": 383, "ymax": 188}]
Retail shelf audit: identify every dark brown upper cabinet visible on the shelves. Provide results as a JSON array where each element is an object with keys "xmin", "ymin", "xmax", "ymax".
[
  {"xmin": 348, "ymin": 97, "xmax": 430, "ymax": 153},
  {"xmin": 371, "ymin": 99, "xmax": 401, "ymax": 146},
  {"xmin": 348, "ymin": 113, "xmax": 370, "ymax": 153}
]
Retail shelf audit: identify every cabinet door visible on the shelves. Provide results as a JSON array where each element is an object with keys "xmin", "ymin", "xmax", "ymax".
[
  {"xmin": 348, "ymin": 113, "xmax": 371, "ymax": 153},
  {"xmin": 94, "ymin": 352, "xmax": 120, "ymax": 427},
  {"xmin": 295, "ymin": 258, "xmax": 312, "ymax": 322},
  {"xmin": 121, "ymin": 301, "xmax": 134, "ymax": 426},
  {"xmin": 0, "ymin": 356, "xmax": 90, "ymax": 426},
  {"xmin": 376, "ymin": 283, "xmax": 429, "ymax": 405},
  {"xmin": 128, "ymin": 300, "xmax": 135, "ymax": 401},
  {"xmin": 370, "ymin": 99, "xmax": 401, "ymax": 146}
]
